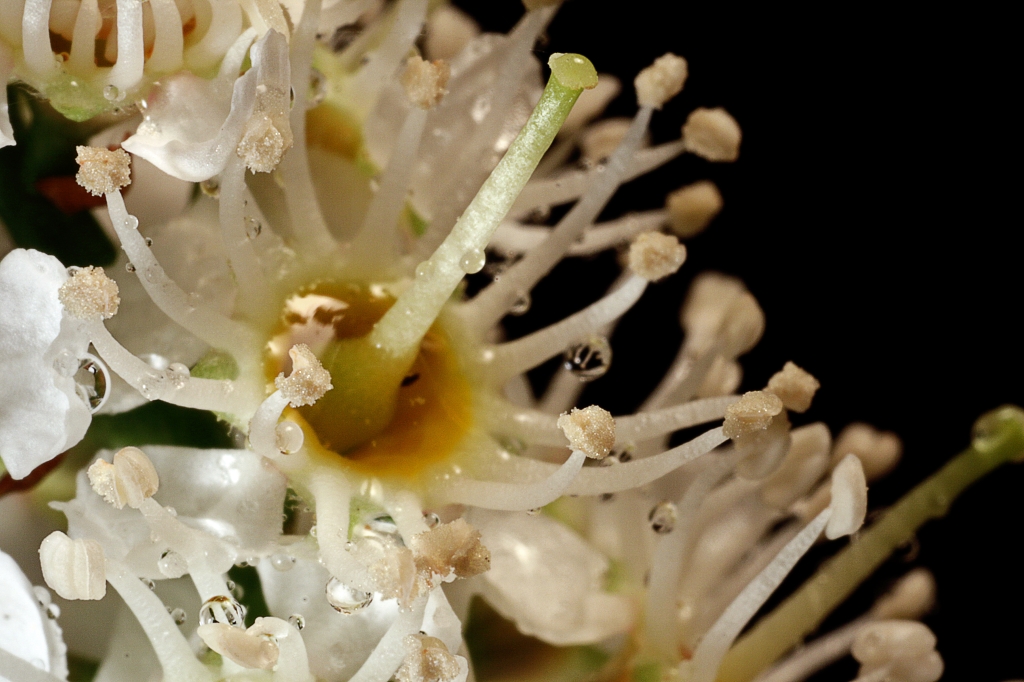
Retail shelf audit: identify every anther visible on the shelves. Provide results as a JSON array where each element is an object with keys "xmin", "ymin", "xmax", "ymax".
[
  {"xmin": 87, "ymin": 446, "xmax": 160, "ymax": 510},
  {"xmin": 558, "ymin": 405, "xmax": 615, "ymax": 459},
  {"xmin": 766, "ymin": 361, "xmax": 821, "ymax": 413},
  {"xmin": 825, "ymin": 453, "xmax": 868, "ymax": 539},
  {"xmin": 723, "ymin": 390, "xmax": 784, "ymax": 439},
  {"xmin": 275, "ymin": 344, "xmax": 333, "ymax": 407},
  {"xmin": 410, "ymin": 518, "xmax": 490, "ymax": 579},
  {"xmin": 627, "ymin": 232, "xmax": 687, "ymax": 281},
  {"xmin": 75, "ymin": 146, "xmax": 131, "ymax": 196},
  {"xmin": 58, "ymin": 266, "xmax": 120, "ymax": 320},
  {"xmin": 666, "ymin": 180, "xmax": 723, "ymax": 238},
  {"xmin": 635, "ymin": 53, "xmax": 688, "ymax": 109},
  {"xmin": 402, "ymin": 55, "xmax": 450, "ymax": 109},
  {"xmin": 682, "ymin": 107, "xmax": 742, "ymax": 162},
  {"xmin": 39, "ymin": 532, "xmax": 106, "ymax": 601}
]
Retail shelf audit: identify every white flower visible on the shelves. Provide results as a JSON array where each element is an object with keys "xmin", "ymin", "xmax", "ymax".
[{"xmin": 0, "ymin": 2, "xmax": 1021, "ymax": 682}]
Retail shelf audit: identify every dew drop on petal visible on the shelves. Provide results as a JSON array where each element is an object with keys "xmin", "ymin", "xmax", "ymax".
[
  {"xmin": 125, "ymin": 216, "xmax": 139, "ymax": 230},
  {"xmin": 271, "ymin": 554, "xmax": 296, "ymax": 571},
  {"xmin": 165, "ymin": 363, "xmax": 190, "ymax": 389},
  {"xmin": 325, "ymin": 577, "xmax": 373, "ymax": 615},
  {"xmin": 509, "ymin": 291, "xmax": 531, "ymax": 316},
  {"xmin": 562, "ymin": 335, "xmax": 612, "ymax": 382},
  {"xmin": 275, "ymin": 421, "xmax": 304, "ymax": 454},
  {"xmin": 103, "ymin": 84, "xmax": 119, "ymax": 101},
  {"xmin": 459, "ymin": 248, "xmax": 485, "ymax": 274},
  {"xmin": 138, "ymin": 371, "xmax": 164, "ymax": 401},
  {"xmin": 199, "ymin": 595, "xmax": 246, "ymax": 628},
  {"xmin": 423, "ymin": 512, "xmax": 441, "ymax": 528},
  {"xmin": 648, "ymin": 500, "xmax": 677, "ymax": 534},
  {"xmin": 158, "ymin": 550, "xmax": 188, "ymax": 579},
  {"xmin": 288, "ymin": 613, "xmax": 306, "ymax": 630},
  {"xmin": 73, "ymin": 355, "xmax": 110, "ymax": 412},
  {"xmin": 169, "ymin": 607, "xmax": 187, "ymax": 625},
  {"xmin": 245, "ymin": 217, "xmax": 262, "ymax": 240}
]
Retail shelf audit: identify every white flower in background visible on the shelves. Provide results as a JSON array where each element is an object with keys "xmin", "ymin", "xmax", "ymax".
[{"xmin": 1, "ymin": 2, "xmax": 1023, "ymax": 682}]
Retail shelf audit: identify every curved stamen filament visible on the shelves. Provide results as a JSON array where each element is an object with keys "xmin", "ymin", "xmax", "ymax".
[
  {"xmin": 348, "ymin": 595, "xmax": 428, "ymax": 682},
  {"xmin": 108, "ymin": 0, "xmax": 144, "ymax": 91},
  {"xmin": 440, "ymin": 449, "xmax": 587, "ymax": 511},
  {"xmin": 305, "ymin": 467, "xmax": 375, "ymax": 593}
]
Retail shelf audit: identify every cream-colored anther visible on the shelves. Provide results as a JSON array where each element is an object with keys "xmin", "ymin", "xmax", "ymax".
[
  {"xmin": 695, "ymin": 357, "xmax": 742, "ymax": 399},
  {"xmin": 766, "ymin": 361, "xmax": 820, "ymax": 413},
  {"xmin": 351, "ymin": 537, "xmax": 425, "ymax": 606},
  {"xmin": 723, "ymin": 390, "xmax": 783, "ymax": 439},
  {"xmin": 275, "ymin": 344, "xmax": 333, "ymax": 407},
  {"xmin": 87, "ymin": 447, "xmax": 160, "ymax": 510},
  {"xmin": 627, "ymin": 232, "xmax": 687, "ymax": 281},
  {"xmin": 682, "ymin": 107, "xmax": 742, "ymax": 162},
  {"xmin": 761, "ymin": 422, "xmax": 831, "ymax": 509},
  {"xmin": 580, "ymin": 118, "xmax": 634, "ymax": 163},
  {"xmin": 197, "ymin": 623, "xmax": 279, "ymax": 671},
  {"xmin": 852, "ymin": 620, "xmax": 943, "ymax": 682},
  {"xmin": 425, "ymin": 5, "xmax": 479, "ymax": 61},
  {"xmin": 871, "ymin": 569, "xmax": 936, "ymax": 621},
  {"xmin": 634, "ymin": 53, "xmax": 688, "ymax": 109},
  {"xmin": 832, "ymin": 423, "xmax": 902, "ymax": 482},
  {"xmin": 39, "ymin": 532, "xmax": 106, "ymax": 601},
  {"xmin": 825, "ymin": 453, "xmax": 867, "ymax": 539},
  {"xmin": 666, "ymin": 180, "xmax": 723, "ymax": 238},
  {"xmin": 411, "ymin": 518, "xmax": 490, "ymax": 579},
  {"xmin": 58, "ymin": 266, "xmax": 120, "ymax": 320},
  {"xmin": 402, "ymin": 55, "xmax": 450, "ymax": 109},
  {"xmin": 557, "ymin": 405, "xmax": 615, "ymax": 459},
  {"xmin": 395, "ymin": 634, "xmax": 462, "ymax": 682},
  {"xmin": 75, "ymin": 146, "xmax": 131, "ymax": 196},
  {"xmin": 681, "ymin": 273, "xmax": 765, "ymax": 357}
]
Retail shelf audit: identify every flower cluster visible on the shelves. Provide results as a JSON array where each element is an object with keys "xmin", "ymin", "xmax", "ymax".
[{"xmin": 1, "ymin": 2, "xmax": 1022, "ymax": 682}]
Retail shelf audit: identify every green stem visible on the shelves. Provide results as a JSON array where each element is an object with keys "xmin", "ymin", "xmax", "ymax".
[
  {"xmin": 715, "ymin": 405, "xmax": 1024, "ymax": 682},
  {"xmin": 369, "ymin": 53, "xmax": 597, "ymax": 357}
]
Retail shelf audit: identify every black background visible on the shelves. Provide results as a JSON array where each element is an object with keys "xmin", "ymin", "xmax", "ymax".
[{"xmin": 457, "ymin": 2, "xmax": 1021, "ymax": 680}]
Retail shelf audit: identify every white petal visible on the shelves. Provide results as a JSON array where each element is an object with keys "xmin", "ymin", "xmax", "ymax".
[
  {"xmin": 472, "ymin": 510, "xmax": 633, "ymax": 646},
  {"xmin": 258, "ymin": 556, "xmax": 400, "ymax": 680},
  {"xmin": 0, "ymin": 549, "xmax": 68, "ymax": 678},
  {"xmin": 0, "ymin": 249, "xmax": 91, "ymax": 479}
]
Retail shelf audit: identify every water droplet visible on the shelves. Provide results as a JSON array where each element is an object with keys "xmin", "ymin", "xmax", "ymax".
[
  {"xmin": 170, "ymin": 607, "xmax": 187, "ymax": 625},
  {"xmin": 353, "ymin": 513, "xmax": 401, "ymax": 545},
  {"xmin": 46, "ymin": 603, "xmax": 61, "ymax": 619},
  {"xmin": 165, "ymin": 363, "xmax": 190, "ymax": 389},
  {"xmin": 125, "ymin": 215, "xmax": 139, "ymax": 230},
  {"xmin": 617, "ymin": 449, "xmax": 634, "ymax": 463},
  {"xmin": 275, "ymin": 420, "xmax": 304, "ymax": 454},
  {"xmin": 245, "ymin": 216, "xmax": 262, "ymax": 239},
  {"xmin": 415, "ymin": 260, "xmax": 435, "ymax": 279},
  {"xmin": 509, "ymin": 291, "xmax": 531, "ymax": 316},
  {"xmin": 138, "ymin": 371, "xmax": 164, "ymax": 401},
  {"xmin": 271, "ymin": 554, "xmax": 296, "ymax": 571},
  {"xmin": 141, "ymin": 578, "xmax": 156, "ymax": 590},
  {"xmin": 423, "ymin": 512, "xmax": 440, "ymax": 528},
  {"xmin": 288, "ymin": 613, "xmax": 306, "ymax": 630},
  {"xmin": 459, "ymin": 248, "xmax": 486, "ymax": 274},
  {"xmin": 144, "ymin": 237, "xmax": 153, "ymax": 247},
  {"xmin": 648, "ymin": 501, "xmax": 677, "ymax": 534},
  {"xmin": 325, "ymin": 578, "xmax": 373, "ymax": 614},
  {"xmin": 165, "ymin": 506, "xmax": 177, "ymax": 517},
  {"xmin": 103, "ymin": 84, "xmax": 119, "ymax": 101},
  {"xmin": 143, "ymin": 266, "xmax": 157, "ymax": 283},
  {"xmin": 66, "ymin": 265, "xmax": 81, "ymax": 276},
  {"xmin": 309, "ymin": 525, "xmax": 318, "ymax": 538},
  {"xmin": 125, "ymin": 262, "xmax": 136, "ymax": 273},
  {"xmin": 200, "ymin": 178, "xmax": 221, "ymax": 198},
  {"xmin": 526, "ymin": 508, "xmax": 540, "ymax": 516},
  {"xmin": 562, "ymin": 335, "xmax": 612, "ymax": 382},
  {"xmin": 158, "ymin": 550, "xmax": 188, "ymax": 578},
  {"xmin": 73, "ymin": 356, "xmax": 109, "ymax": 412},
  {"xmin": 199, "ymin": 595, "xmax": 246, "ymax": 628},
  {"xmin": 308, "ymin": 68, "xmax": 327, "ymax": 108},
  {"xmin": 225, "ymin": 580, "xmax": 235, "ymax": 591}
]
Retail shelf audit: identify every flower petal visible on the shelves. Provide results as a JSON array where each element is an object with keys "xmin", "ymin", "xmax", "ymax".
[
  {"xmin": 471, "ymin": 510, "xmax": 633, "ymax": 646},
  {"xmin": 0, "ymin": 549, "xmax": 68, "ymax": 678},
  {"xmin": 0, "ymin": 249, "xmax": 91, "ymax": 479}
]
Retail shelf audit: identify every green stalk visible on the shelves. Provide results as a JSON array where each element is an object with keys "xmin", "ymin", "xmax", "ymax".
[
  {"xmin": 369, "ymin": 53, "xmax": 598, "ymax": 357},
  {"xmin": 716, "ymin": 405, "xmax": 1024, "ymax": 682}
]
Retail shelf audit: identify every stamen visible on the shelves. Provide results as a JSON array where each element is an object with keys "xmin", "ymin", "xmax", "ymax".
[
  {"xmin": 197, "ymin": 622, "xmax": 279, "ymax": 670},
  {"xmin": 723, "ymin": 390, "xmax": 784, "ymax": 439},
  {"xmin": 275, "ymin": 344, "xmax": 333, "ymax": 407},
  {"xmin": 395, "ymin": 634, "xmax": 464, "ymax": 682},
  {"xmin": 236, "ymin": 31, "xmax": 293, "ymax": 174},
  {"xmin": 766, "ymin": 361, "xmax": 820, "ymax": 413},
  {"xmin": 348, "ymin": 56, "xmax": 449, "ymax": 275},
  {"xmin": 825, "ymin": 454, "xmax": 867, "ymax": 539},
  {"xmin": 147, "ymin": 0, "xmax": 185, "ymax": 73},
  {"xmin": 67, "ymin": 0, "xmax": 101, "ymax": 75},
  {"xmin": 424, "ymin": 5, "xmax": 479, "ymax": 61},
  {"xmin": 22, "ymin": 0, "xmax": 60, "ymax": 76},
  {"xmin": 851, "ymin": 621, "xmax": 943, "ymax": 682},
  {"xmin": 306, "ymin": 468, "xmax": 376, "ymax": 593},
  {"xmin": 104, "ymin": 557, "xmax": 215, "ymax": 682},
  {"xmin": 108, "ymin": 0, "xmax": 145, "ymax": 92},
  {"xmin": 370, "ymin": 53, "xmax": 598, "ymax": 359},
  {"xmin": 75, "ymin": 146, "xmax": 132, "ymax": 197},
  {"xmin": 440, "ymin": 449, "xmax": 587, "ymax": 511},
  {"xmin": 410, "ymin": 519, "xmax": 490, "ymax": 580},
  {"xmin": 58, "ymin": 265, "xmax": 120, "ymax": 319},
  {"xmin": 485, "ymin": 275, "xmax": 647, "ymax": 384},
  {"xmin": 634, "ymin": 53, "xmax": 688, "ymax": 110},
  {"xmin": 348, "ymin": 596, "xmax": 429, "ymax": 682},
  {"xmin": 717, "ymin": 406, "xmax": 1024, "ymax": 682},
  {"xmin": 185, "ymin": 0, "xmax": 243, "ymax": 72},
  {"xmin": 627, "ymin": 231, "xmax": 687, "ymax": 281},
  {"xmin": 38, "ymin": 531, "xmax": 106, "ymax": 600}
]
